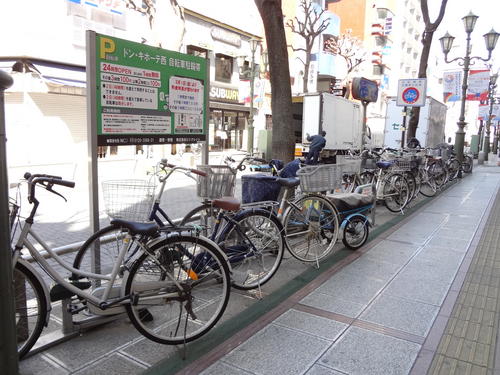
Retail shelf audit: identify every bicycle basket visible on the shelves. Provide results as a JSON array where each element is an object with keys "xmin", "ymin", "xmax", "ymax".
[
  {"xmin": 101, "ymin": 179, "xmax": 156, "ymax": 222},
  {"xmin": 196, "ymin": 165, "xmax": 236, "ymax": 199},
  {"xmin": 390, "ymin": 159, "xmax": 414, "ymax": 171},
  {"xmin": 296, "ymin": 164, "xmax": 343, "ymax": 192}
]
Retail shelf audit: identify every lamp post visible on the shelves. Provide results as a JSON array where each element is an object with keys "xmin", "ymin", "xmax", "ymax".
[
  {"xmin": 238, "ymin": 38, "xmax": 263, "ymax": 155},
  {"xmin": 484, "ymin": 73, "xmax": 498, "ymax": 160},
  {"xmin": 439, "ymin": 11, "xmax": 499, "ymax": 163}
]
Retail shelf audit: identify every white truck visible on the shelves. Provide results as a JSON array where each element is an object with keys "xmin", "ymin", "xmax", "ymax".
[
  {"xmin": 296, "ymin": 92, "xmax": 363, "ymax": 158},
  {"xmin": 383, "ymin": 96, "xmax": 447, "ymax": 149}
]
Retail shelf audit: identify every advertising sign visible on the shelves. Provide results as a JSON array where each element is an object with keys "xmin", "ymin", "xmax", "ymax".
[
  {"xmin": 351, "ymin": 77, "xmax": 379, "ymax": 102},
  {"xmin": 396, "ymin": 78, "xmax": 427, "ymax": 107},
  {"xmin": 467, "ymin": 69, "xmax": 490, "ymax": 101},
  {"xmin": 443, "ymin": 71, "xmax": 461, "ymax": 102},
  {"xmin": 89, "ymin": 33, "xmax": 208, "ymax": 146}
]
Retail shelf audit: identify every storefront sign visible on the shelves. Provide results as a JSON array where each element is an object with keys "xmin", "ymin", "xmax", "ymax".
[
  {"xmin": 210, "ymin": 27, "xmax": 241, "ymax": 47},
  {"xmin": 88, "ymin": 32, "xmax": 208, "ymax": 145},
  {"xmin": 210, "ymin": 85, "xmax": 240, "ymax": 103}
]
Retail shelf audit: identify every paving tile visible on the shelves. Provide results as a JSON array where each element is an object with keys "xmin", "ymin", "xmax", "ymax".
[
  {"xmin": 360, "ymin": 294, "xmax": 439, "ymax": 336},
  {"xmin": 19, "ymin": 354, "xmax": 69, "ymax": 375},
  {"xmin": 120, "ymin": 336, "xmax": 179, "ymax": 367},
  {"xmin": 363, "ymin": 240, "xmax": 420, "ymax": 266},
  {"xmin": 319, "ymin": 326, "xmax": 420, "ymax": 375},
  {"xmin": 273, "ymin": 309, "xmax": 348, "ymax": 341},
  {"xmin": 426, "ymin": 236, "xmax": 471, "ymax": 253},
  {"xmin": 73, "ymin": 353, "xmax": 146, "ymax": 375},
  {"xmin": 341, "ymin": 256, "xmax": 402, "ymax": 282},
  {"xmin": 304, "ymin": 364, "xmax": 346, "ymax": 375},
  {"xmin": 315, "ymin": 272, "xmax": 386, "ymax": 304},
  {"xmin": 300, "ymin": 291, "xmax": 366, "ymax": 318},
  {"xmin": 200, "ymin": 361, "xmax": 254, "ymax": 375},
  {"xmin": 221, "ymin": 324, "xmax": 332, "ymax": 375}
]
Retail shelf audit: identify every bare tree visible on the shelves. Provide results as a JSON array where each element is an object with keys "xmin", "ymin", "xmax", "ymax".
[
  {"xmin": 324, "ymin": 29, "xmax": 366, "ymax": 75},
  {"xmin": 324, "ymin": 29, "xmax": 367, "ymax": 97},
  {"xmin": 255, "ymin": 0, "xmax": 295, "ymax": 161},
  {"xmin": 407, "ymin": 0, "xmax": 449, "ymax": 140},
  {"xmin": 125, "ymin": 0, "xmax": 185, "ymax": 50},
  {"xmin": 286, "ymin": 0, "xmax": 329, "ymax": 93}
]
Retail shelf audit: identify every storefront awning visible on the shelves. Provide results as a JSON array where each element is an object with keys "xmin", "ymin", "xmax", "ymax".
[{"xmin": 210, "ymin": 101, "xmax": 251, "ymax": 113}]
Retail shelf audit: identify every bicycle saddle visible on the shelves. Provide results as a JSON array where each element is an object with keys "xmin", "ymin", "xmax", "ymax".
[
  {"xmin": 376, "ymin": 160, "xmax": 395, "ymax": 169},
  {"xmin": 110, "ymin": 219, "xmax": 159, "ymax": 236},
  {"xmin": 213, "ymin": 197, "xmax": 241, "ymax": 211},
  {"xmin": 275, "ymin": 177, "xmax": 300, "ymax": 188}
]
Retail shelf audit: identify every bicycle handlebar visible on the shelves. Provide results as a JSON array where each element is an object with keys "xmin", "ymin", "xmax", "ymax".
[
  {"xmin": 159, "ymin": 159, "xmax": 207, "ymax": 177},
  {"xmin": 24, "ymin": 172, "xmax": 75, "ymax": 204}
]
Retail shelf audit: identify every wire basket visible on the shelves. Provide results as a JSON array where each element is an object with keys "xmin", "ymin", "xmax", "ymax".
[
  {"xmin": 102, "ymin": 179, "xmax": 156, "ymax": 222},
  {"xmin": 297, "ymin": 164, "xmax": 344, "ymax": 192},
  {"xmin": 341, "ymin": 159, "xmax": 362, "ymax": 174},
  {"xmin": 196, "ymin": 165, "xmax": 236, "ymax": 199},
  {"xmin": 390, "ymin": 159, "xmax": 416, "ymax": 172}
]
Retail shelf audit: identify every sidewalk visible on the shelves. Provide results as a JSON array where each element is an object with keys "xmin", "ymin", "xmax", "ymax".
[{"xmin": 18, "ymin": 162, "xmax": 500, "ymax": 375}]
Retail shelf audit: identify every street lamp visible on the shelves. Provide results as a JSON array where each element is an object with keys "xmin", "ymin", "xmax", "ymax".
[
  {"xmin": 439, "ymin": 11, "xmax": 499, "ymax": 163},
  {"xmin": 238, "ymin": 38, "xmax": 262, "ymax": 155},
  {"xmin": 483, "ymin": 72, "xmax": 498, "ymax": 160}
]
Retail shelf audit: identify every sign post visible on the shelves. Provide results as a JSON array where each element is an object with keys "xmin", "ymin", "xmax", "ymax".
[
  {"xmin": 86, "ymin": 31, "xmax": 209, "ymax": 234},
  {"xmin": 396, "ymin": 78, "xmax": 427, "ymax": 148},
  {"xmin": 351, "ymin": 77, "xmax": 379, "ymax": 148}
]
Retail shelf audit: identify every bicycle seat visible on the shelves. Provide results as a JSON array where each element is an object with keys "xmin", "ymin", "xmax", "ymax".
[
  {"xmin": 376, "ymin": 160, "xmax": 395, "ymax": 169},
  {"xmin": 110, "ymin": 219, "xmax": 159, "ymax": 236},
  {"xmin": 213, "ymin": 197, "xmax": 241, "ymax": 211},
  {"xmin": 275, "ymin": 177, "xmax": 300, "ymax": 188}
]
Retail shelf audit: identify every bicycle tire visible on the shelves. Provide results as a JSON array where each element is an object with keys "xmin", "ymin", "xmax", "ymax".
[
  {"xmin": 217, "ymin": 209, "xmax": 285, "ymax": 290},
  {"xmin": 419, "ymin": 168, "xmax": 437, "ymax": 197},
  {"xmin": 402, "ymin": 171, "xmax": 417, "ymax": 205},
  {"xmin": 125, "ymin": 234, "xmax": 230, "ymax": 344},
  {"xmin": 72, "ymin": 225, "xmax": 129, "ymax": 287},
  {"xmin": 180, "ymin": 203, "xmax": 221, "ymax": 238},
  {"xmin": 15, "ymin": 262, "xmax": 48, "ymax": 359},
  {"xmin": 462, "ymin": 156, "xmax": 473, "ymax": 173},
  {"xmin": 447, "ymin": 159, "xmax": 461, "ymax": 181},
  {"xmin": 342, "ymin": 216, "xmax": 369, "ymax": 250},
  {"xmin": 383, "ymin": 173, "xmax": 409, "ymax": 212},
  {"xmin": 283, "ymin": 194, "xmax": 339, "ymax": 263}
]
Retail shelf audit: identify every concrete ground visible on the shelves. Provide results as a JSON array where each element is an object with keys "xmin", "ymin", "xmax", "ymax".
[{"xmin": 16, "ymin": 157, "xmax": 500, "ymax": 375}]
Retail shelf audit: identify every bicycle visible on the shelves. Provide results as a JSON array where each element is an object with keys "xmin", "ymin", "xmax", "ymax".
[
  {"xmin": 10, "ymin": 172, "xmax": 231, "ymax": 359},
  {"xmin": 180, "ymin": 156, "xmax": 286, "ymax": 291}
]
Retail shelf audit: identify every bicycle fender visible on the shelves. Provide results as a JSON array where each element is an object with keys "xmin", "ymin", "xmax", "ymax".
[
  {"xmin": 340, "ymin": 213, "xmax": 372, "ymax": 230},
  {"xmin": 17, "ymin": 259, "xmax": 52, "ymax": 326}
]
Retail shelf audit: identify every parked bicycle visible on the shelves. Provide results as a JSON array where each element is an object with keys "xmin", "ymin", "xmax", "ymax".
[{"xmin": 11, "ymin": 172, "xmax": 231, "ymax": 358}]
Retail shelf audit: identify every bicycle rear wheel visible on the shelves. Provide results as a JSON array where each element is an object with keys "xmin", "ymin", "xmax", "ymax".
[
  {"xmin": 180, "ymin": 204, "xmax": 221, "ymax": 238},
  {"xmin": 125, "ymin": 235, "xmax": 230, "ymax": 344},
  {"xmin": 218, "ymin": 209, "xmax": 285, "ymax": 290},
  {"xmin": 15, "ymin": 262, "xmax": 48, "ymax": 359},
  {"xmin": 462, "ymin": 155, "xmax": 473, "ymax": 173},
  {"xmin": 419, "ymin": 168, "xmax": 437, "ymax": 197},
  {"xmin": 283, "ymin": 194, "xmax": 339, "ymax": 263}
]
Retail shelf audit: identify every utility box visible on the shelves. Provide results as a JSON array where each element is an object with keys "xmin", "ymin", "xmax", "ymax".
[{"xmin": 384, "ymin": 96, "xmax": 447, "ymax": 148}]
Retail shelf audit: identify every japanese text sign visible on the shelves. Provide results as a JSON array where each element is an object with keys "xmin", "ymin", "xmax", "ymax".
[
  {"xmin": 396, "ymin": 78, "xmax": 427, "ymax": 107},
  {"xmin": 89, "ymin": 33, "xmax": 208, "ymax": 146}
]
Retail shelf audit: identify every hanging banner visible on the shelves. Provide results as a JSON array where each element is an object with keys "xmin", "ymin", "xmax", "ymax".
[
  {"xmin": 89, "ymin": 33, "xmax": 208, "ymax": 146},
  {"xmin": 478, "ymin": 103, "xmax": 500, "ymax": 121},
  {"xmin": 467, "ymin": 69, "xmax": 490, "ymax": 101},
  {"xmin": 443, "ymin": 71, "xmax": 461, "ymax": 102}
]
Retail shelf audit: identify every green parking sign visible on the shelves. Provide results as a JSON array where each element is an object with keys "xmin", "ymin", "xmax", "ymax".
[{"xmin": 88, "ymin": 32, "xmax": 208, "ymax": 146}]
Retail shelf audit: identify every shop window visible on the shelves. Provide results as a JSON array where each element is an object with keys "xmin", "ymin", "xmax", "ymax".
[
  {"xmin": 187, "ymin": 45, "xmax": 208, "ymax": 59},
  {"xmin": 110, "ymin": 146, "xmax": 118, "ymax": 155},
  {"xmin": 215, "ymin": 54, "xmax": 233, "ymax": 83}
]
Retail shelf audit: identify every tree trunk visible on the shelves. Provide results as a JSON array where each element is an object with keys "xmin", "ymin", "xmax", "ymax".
[
  {"xmin": 303, "ymin": 53, "xmax": 310, "ymax": 93},
  {"xmin": 255, "ymin": 0, "xmax": 295, "ymax": 162},
  {"xmin": 407, "ymin": 0, "xmax": 448, "ymax": 140}
]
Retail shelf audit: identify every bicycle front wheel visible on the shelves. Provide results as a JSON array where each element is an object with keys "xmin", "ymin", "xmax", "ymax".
[
  {"xmin": 383, "ymin": 173, "xmax": 409, "ymax": 212},
  {"xmin": 125, "ymin": 235, "xmax": 230, "ymax": 344},
  {"xmin": 218, "ymin": 210, "xmax": 285, "ymax": 290},
  {"xmin": 15, "ymin": 262, "xmax": 48, "ymax": 359},
  {"xmin": 180, "ymin": 203, "xmax": 221, "ymax": 238},
  {"xmin": 283, "ymin": 194, "xmax": 339, "ymax": 263},
  {"xmin": 462, "ymin": 155, "xmax": 473, "ymax": 173}
]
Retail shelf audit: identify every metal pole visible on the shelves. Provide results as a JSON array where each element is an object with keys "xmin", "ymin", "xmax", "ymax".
[
  {"xmin": 247, "ymin": 47, "xmax": 256, "ymax": 155},
  {"xmin": 401, "ymin": 106, "xmax": 408, "ymax": 149},
  {"xmin": 361, "ymin": 101, "xmax": 368, "ymax": 149},
  {"xmin": 493, "ymin": 120, "xmax": 499, "ymax": 154},
  {"xmin": 0, "ymin": 70, "xmax": 19, "ymax": 374},
  {"xmin": 202, "ymin": 57, "xmax": 210, "ymax": 165},
  {"xmin": 478, "ymin": 120, "xmax": 484, "ymax": 151},
  {"xmin": 484, "ymin": 85, "xmax": 494, "ymax": 161},
  {"xmin": 455, "ymin": 32, "xmax": 472, "ymax": 163}
]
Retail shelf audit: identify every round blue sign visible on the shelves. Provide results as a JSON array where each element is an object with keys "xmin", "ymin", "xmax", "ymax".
[{"xmin": 402, "ymin": 87, "xmax": 420, "ymax": 104}]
